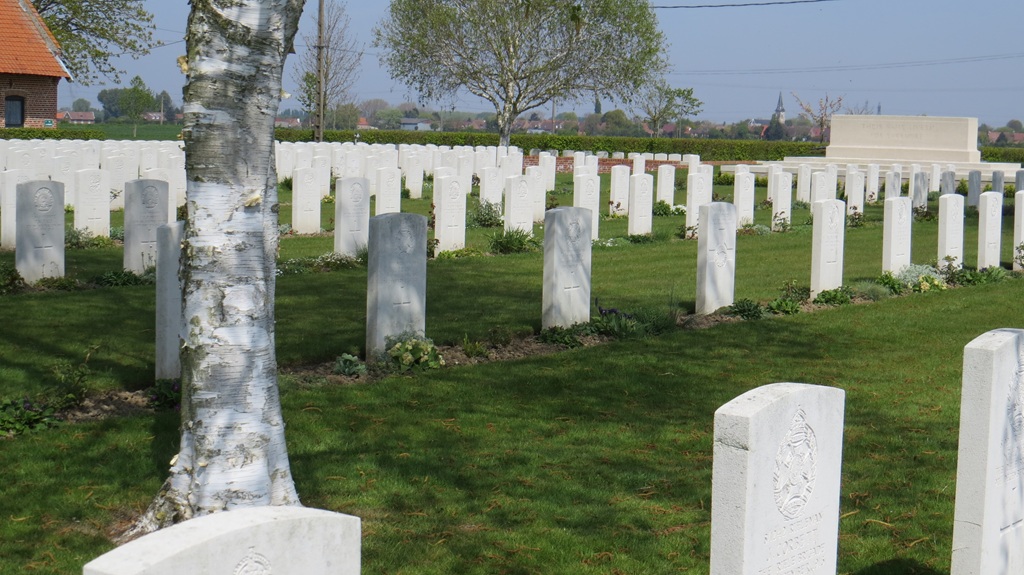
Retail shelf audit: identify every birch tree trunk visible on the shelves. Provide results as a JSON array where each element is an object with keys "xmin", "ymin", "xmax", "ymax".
[{"xmin": 122, "ymin": 0, "xmax": 305, "ymax": 540}]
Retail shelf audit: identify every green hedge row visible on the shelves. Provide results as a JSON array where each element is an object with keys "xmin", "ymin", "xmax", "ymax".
[
  {"xmin": 980, "ymin": 147, "xmax": 1024, "ymax": 164},
  {"xmin": 0, "ymin": 128, "xmax": 105, "ymax": 141},
  {"xmin": 274, "ymin": 128, "xmax": 826, "ymax": 162}
]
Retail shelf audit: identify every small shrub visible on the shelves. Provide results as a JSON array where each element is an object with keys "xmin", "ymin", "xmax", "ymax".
[
  {"xmin": 846, "ymin": 207, "xmax": 865, "ymax": 228},
  {"xmin": 65, "ymin": 226, "xmax": 115, "ymax": 249},
  {"xmin": 0, "ymin": 397, "xmax": 60, "ymax": 436},
  {"xmin": 943, "ymin": 264, "xmax": 1009, "ymax": 287},
  {"xmin": 913, "ymin": 206, "xmax": 935, "ymax": 222},
  {"xmin": 95, "ymin": 269, "xmax": 154, "ymax": 286},
  {"xmin": 626, "ymin": 233, "xmax": 656, "ymax": 244},
  {"xmin": 148, "ymin": 379, "xmax": 182, "ymax": 411},
  {"xmin": 435, "ymin": 248, "xmax": 483, "ymax": 260},
  {"xmin": 779, "ymin": 280, "xmax": 810, "ymax": 303},
  {"xmin": 537, "ymin": 324, "xmax": 592, "ymax": 348},
  {"xmin": 47, "ymin": 346, "xmax": 98, "ymax": 411},
  {"xmin": 652, "ymin": 200, "xmax": 673, "ymax": 216},
  {"xmin": 896, "ymin": 264, "xmax": 943, "ymax": 291},
  {"xmin": 546, "ymin": 193, "xmax": 559, "ymax": 210},
  {"xmin": 850, "ymin": 280, "xmax": 891, "ymax": 302},
  {"xmin": 487, "ymin": 326, "xmax": 517, "ymax": 347},
  {"xmin": 766, "ymin": 297, "xmax": 801, "ymax": 315},
  {"xmin": 36, "ymin": 276, "xmax": 83, "ymax": 291},
  {"xmin": 675, "ymin": 224, "xmax": 698, "ymax": 240},
  {"xmin": 460, "ymin": 334, "xmax": 489, "ymax": 358},
  {"xmin": 321, "ymin": 194, "xmax": 335, "ymax": 204},
  {"xmin": 0, "ymin": 263, "xmax": 26, "ymax": 296},
  {"xmin": 591, "ymin": 299, "xmax": 677, "ymax": 339},
  {"xmin": 729, "ymin": 298, "xmax": 764, "ymax": 320},
  {"xmin": 488, "ymin": 229, "xmax": 539, "ymax": 254},
  {"xmin": 470, "ymin": 200, "xmax": 503, "ymax": 228},
  {"xmin": 109, "ymin": 226, "xmax": 125, "ymax": 241},
  {"xmin": 813, "ymin": 286, "xmax": 853, "ymax": 306},
  {"xmin": 333, "ymin": 353, "xmax": 367, "ymax": 377},
  {"xmin": 737, "ymin": 224, "xmax": 771, "ymax": 236},
  {"xmin": 379, "ymin": 333, "xmax": 444, "ymax": 373}
]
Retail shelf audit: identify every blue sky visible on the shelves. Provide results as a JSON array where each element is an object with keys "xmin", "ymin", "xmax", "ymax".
[{"xmin": 57, "ymin": 0, "xmax": 1024, "ymax": 126}]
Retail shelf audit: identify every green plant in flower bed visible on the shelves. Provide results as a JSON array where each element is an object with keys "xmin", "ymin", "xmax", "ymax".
[
  {"xmin": 148, "ymin": 379, "xmax": 182, "ymax": 411},
  {"xmin": 876, "ymin": 271, "xmax": 906, "ymax": 295},
  {"xmin": 0, "ymin": 262, "xmax": 26, "ymax": 295},
  {"xmin": 765, "ymin": 297, "xmax": 801, "ymax": 315},
  {"xmin": 0, "ymin": 397, "xmax": 60, "ymax": 436},
  {"xmin": 277, "ymin": 252, "xmax": 363, "ymax": 275},
  {"xmin": 469, "ymin": 200, "xmax": 503, "ymax": 228},
  {"xmin": 333, "ymin": 354, "xmax": 367, "ymax": 377},
  {"xmin": 729, "ymin": 298, "xmax": 764, "ymax": 320},
  {"xmin": 460, "ymin": 334, "xmax": 489, "ymax": 358},
  {"xmin": 488, "ymin": 229, "xmax": 540, "ymax": 254},
  {"xmin": 626, "ymin": 233, "xmax": 657, "ymax": 244},
  {"xmin": 94, "ymin": 269, "xmax": 155, "ymax": 287},
  {"xmin": 941, "ymin": 263, "xmax": 1009, "ymax": 287},
  {"xmin": 65, "ymin": 226, "xmax": 116, "ymax": 249},
  {"xmin": 849, "ymin": 280, "xmax": 891, "ymax": 302},
  {"xmin": 35, "ymin": 276, "xmax": 85, "ymax": 291},
  {"xmin": 895, "ymin": 264, "xmax": 945, "ymax": 293},
  {"xmin": 813, "ymin": 286, "xmax": 853, "ymax": 306},
  {"xmin": 652, "ymin": 200, "xmax": 673, "ymax": 217},
  {"xmin": 591, "ymin": 299, "xmax": 677, "ymax": 339},
  {"xmin": 379, "ymin": 333, "xmax": 444, "ymax": 373},
  {"xmin": 435, "ymin": 248, "xmax": 483, "ymax": 260}
]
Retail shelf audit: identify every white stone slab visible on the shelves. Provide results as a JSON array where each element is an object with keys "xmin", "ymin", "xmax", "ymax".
[
  {"xmin": 74, "ymin": 169, "xmax": 111, "ymax": 237},
  {"xmin": 504, "ymin": 176, "xmax": 534, "ymax": 235},
  {"xmin": 733, "ymin": 172, "xmax": 755, "ymax": 226},
  {"xmin": 542, "ymin": 207, "xmax": 592, "ymax": 329},
  {"xmin": 656, "ymin": 164, "xmax": 676, "ymax": 206},
  {"xmin": 796, "ymin": 164, "xmax": 811, "ymax": 203},
  {"xmin": 977, "ymin": 191, "xmax": 1003, "ymax": 269},
  {"xmin": 632, "ymin": 155, "xmax": 646, "ymax": 175},
  {"xmin": 434, "ymin": 175, "xmax": 468, "ymax": 254},
  {"xmin": 366, "ymin": 213, "xmax": 427, "ymax": 358},
  {"xmin": 15, "ymin": 180, "xmax": 64, "ymax": 283},
  {"xmin": 810, "ymin": 200, "xmax": 845, "ymax": 298},
  {"xmin": 83, "ymin": 506, "xmax": 361, "ymax": 575},
  {"xmin": 827, "ymin": 115, "xmax": 981, "ymax": 163},
  {"xmin": 711, "ymin": 382, "xmax": 845, "ymax": 575},
  {"xmin": 334, "ymin": 177, "xmax": 370, "ymax": 257},
  {"xmin": 882, "ymin": 197, "xmax": 913, "ymax": 273},
  {"xmin": 939, "ymin": 194, "xmax": 965, "ymax": 269},
  {"xmin": 866, "ymin": 163, "xmax": 880, "ymax": 202},
  {"xmin": 526, "ymin": 165, "xmax": 545, "ymax": 223},
  {"xmin": 771, "ymin": 172, "xmax": 793, "ymax": 232},
  {"xmin": 696, "ymin": 202, "xmax": 737, "ymax": 314},
  {"xmin": 686, "ymin": 170, "xmax": 712, "ymax": 232},
  {"xmin": 375, "ymin": 167, "xmax": 402, "ymax": 216},
  {"xmin": 608, "ymin": 165, "xmax": 630, "ymax": 216},
  {"xmin": 156, "ymin": 222, "xmax": 184, "ymax": 381},
  {"xmin": 911, "ymin": 171, "xmax": 929, "ymax": 210},
  {"xmin": 573, "ymin": 174, "xmax": 601, "ymax": 240},
  {"xmin": 1, "ymin": 169, "xmax": 30, "ymax": 249},
  {"xmin": 124, "ymin": 179, "xmax": 170, "ymax": 273},
  {"xmin": 846, "ymin": 169, "xmax": 865, "ymax": 216},
  {"xmin": 951, "ymin": 329, "xmax": 1024, "ymax": 575},
  {"xmin": 291, "ymin": 167, "xmax": 322, "ymax": 234},
  {"xmin": 627, "ymin": 173, "xmax": 653, "ymax": 235}
]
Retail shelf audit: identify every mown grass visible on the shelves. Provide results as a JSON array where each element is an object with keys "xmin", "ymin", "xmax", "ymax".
[{"xmin": 0, "ymin": 172, "xmax": 1021, "ymax": 574}]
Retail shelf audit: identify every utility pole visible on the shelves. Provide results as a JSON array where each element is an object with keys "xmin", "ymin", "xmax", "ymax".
[{"xmin": 314, "ymin": 0, "xmax": 326, "ymax": 142}]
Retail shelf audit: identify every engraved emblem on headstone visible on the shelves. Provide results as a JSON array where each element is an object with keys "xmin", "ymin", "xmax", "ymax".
[
  {"xmin": 1005, "ymin": 357, "xmax": 1024, "ymax": 479},
  {"xmin": 714, "ymin": 242, "xmax": 729, "ymax": 268},
  {"xmin": 34, "ymin": 188, "xmax": 54, "ymax": 213},
  {"xmin": 586, "ymin": 179, "xmax": 596, "ymax": 199},
  {"xmin": 142, "ymin": 185, "xmax": 159, "ymax": 209},
  {"xmin": 351, "ymin": 182, "xmax": 364, "ymax": 203},
  {"xmin": 828, "ymin": 203, "xmax": 840, "ymax": 230},
  {"xmin": 448, "ymin": 181, "xmax": 459, "ymax": 200},
  {"xmin": 233, "ymin": 547, "xmax": 272, "ymax": 575},
  {"xmin": 567, "ymin": 218, "xmax": 582, "ymax": 245},
  {"xmin": 519, "ymin": 180, "xmax": 528, "ymax": 199},
  {"xmin": 897, "ymin": 201, "xmax": 908, "ymax": 224},
  {"xmin": 398, "ymin": 220, "xmax": 415, "ymax": 254},
  {"xmin": 773, "ymin": 409, "xmax": 818, "ymax": 519}
]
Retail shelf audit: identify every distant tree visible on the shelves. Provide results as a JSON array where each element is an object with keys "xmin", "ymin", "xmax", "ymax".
[
  {"xmin": 792, "ymin": 92, "xmax": 844, "ymax": 143},
  {"xmin": 119, "ymin": 75, "xmax": 155, "ymax": 137},
  {"xmin": 374, "ymin": 0, "xmax": 667, "ymax": 146},
  {"xmin": 359, "ymin": 98, "xmax": 390, "ymax": 122},
  {"xmin": 97, "ymin": 88, "xmax": 123, "ymax": 118},
  {"xmin": 729, "ymin": 120, "xmax": 751, "ymax": 140},
  {"xmin": 581, "ymin": 113, "xmax": 602, "ymax": 135},
  {"xmin": 156, "ymin": 90, "xmax": 178, "ymax": 123},
  {"xmin": 601, "ymin": 109, "xmax": 642, "ymax": 137},
  {"xmin": 556, "ymin": 111, "xmax": 578, "ymax": 122},
  {"xmin": 529, "ymin": 112, "xmax": 541, "ymax": 122},
  {"xmin": 1007, "ymin": 119, "xmax": 1023, "ymax": 132},
  {"xmin": 375, "ymin": 108, "xmax": 404, "ymax": 130},
  {"xmin": 72, "ymin": 98, "xmax": 92, "ymax": 112},
  {"xmin": 594, "ymin": 96, "xmax": 602, "ymax": 116},
  {"xmin": 633, "ymin": 79, "xmax": 701, "ymax": 137},
  {"xmin": 296, "ymin": 72, "xmax": 319, "ymax": 118},
  {"xmin": 996, "ymin": 131, "xmax": 1009, "ymax": 145},
  {"xmin": 32, "ymin": 0, "xmax": 158, "ymax": 85},
  {"xmin": 764, "ymin": 115, "xmax": 786, "ymax": 141},
  {"xmin": 844, "ymin": 100, "xmax": 876, "ymax": 115},
  {"xmin": 292, "ymin": 0, "xmax": 362, "ymax": 137},
  {"xmin": 398, "ymin": 103, "xmax": 420, "ymax": 118},
  {"xmin": 331, "ymin": 103, "xmax": 361, "ymax": 130}
]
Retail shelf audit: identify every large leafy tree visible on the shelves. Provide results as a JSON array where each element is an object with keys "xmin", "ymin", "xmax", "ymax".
[
  {"xmin": 122, "ymin": 0, "xmax": 305, "ymax": 540},
  {"xmin": 291, "ymin": 0, "xmax": 363, "ymax": 134},
  {"xmin": 374, "ymin": 0, "xmax": 666, "ymax": 146},
  {"xmin": 793, "ymin": 92, "xmax": 844, "ymax": 143},
  {"xmin": 119, "ymin": 75, "xmax": 155, "ymax": 137},
  {"xmin": 633, "ymin": 79, "xmax": 702, "ymax": 138},
  {"xmin": 31, "ymin": 0, "xmax": 158, "ymax": 85}
]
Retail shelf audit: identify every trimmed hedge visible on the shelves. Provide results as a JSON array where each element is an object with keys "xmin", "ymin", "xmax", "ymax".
[
  {"xmin": 274, "ymin": 128, "xmax": 825, "ymax": 162},
  {"xmin": 0, "ymin": 128, "xmax": 105, "ymax": 141},
  {"xmin": 981, "ymin": 147, "xmax": 1024, "ymax": 164}
]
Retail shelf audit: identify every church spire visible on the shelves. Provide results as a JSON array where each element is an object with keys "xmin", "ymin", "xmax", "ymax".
[{"xmin": 774, "ymin": 92, "xmax": 786, "ymax": 123}]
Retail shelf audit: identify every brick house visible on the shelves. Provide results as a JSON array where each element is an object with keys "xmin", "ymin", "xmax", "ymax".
[{"xmin": 0, "ymin": 0, "xmax": 72, "ymax": 128}]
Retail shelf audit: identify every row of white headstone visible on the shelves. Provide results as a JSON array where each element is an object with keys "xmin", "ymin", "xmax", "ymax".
[{"xmin": 85, "ymin": 327, "xmax": 1024, "ymax": 575}]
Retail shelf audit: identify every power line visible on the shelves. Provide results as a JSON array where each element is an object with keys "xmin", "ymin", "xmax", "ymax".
[
  {"xmin": 671, "ymin": 51, "xmax": 1024, "ymax": 76},
  {"xmin": 652, "ymin": 0, "xmax": 836, "ymax": 8}
]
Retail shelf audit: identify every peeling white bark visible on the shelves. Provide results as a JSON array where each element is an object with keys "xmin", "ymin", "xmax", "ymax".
[{"xmin": 122, "ymin": 0, "xmax": 306, "ymax": 541}]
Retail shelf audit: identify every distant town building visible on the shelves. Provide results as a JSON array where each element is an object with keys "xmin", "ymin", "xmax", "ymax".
[
  {"xmin": 400, "ymin": 118, "xmax": 433, "ymax": 131},
  {"xmin": 56, "ymin": 110, "xmax": 95, "ymax": 124}
]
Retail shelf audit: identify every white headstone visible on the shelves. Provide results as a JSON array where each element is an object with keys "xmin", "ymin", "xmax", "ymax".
[
  {"xmin": 74, "ymin": 169, "xmax": 111, "ymax": 237},
  {"xmin": 951, "ymin": 329, "xmax": 1024, "ymax": 575},
  {"xmin": 810, "ymin": 200, "xmax": 845, "ymax": 298},
  {"xmin": 882, "ymin": 197, "xmax": 913, "ymax": 273},
  {"xmin": 710, "ymin": 383, "xmax": 845, "ymax": 575},
  {"xmin": 83, "ymin": 506, "xmax": 361, "ymax": 575},
  {"xmin": 939, "ymin": 194, "xmax": 965, "ymax": 269},
  {"xmin": 627, "ymin": 173, "xmax": 654, "ymax": 235},
  {"xmin": 526, "ymin": 165, "xmax": 545, "ymax": 222},
  {"xmin": 542, "ymin": 207, "xmax": 592, "ymax": 329},
  {"xmin": 771, "ymin": 172, "xmax": 793, "ymax": 232},
  {"xmin": 656, "ymin": 164, "xmax": 676, "ymax": 206},
  {"xmin": 845, "ymin": 169, "xmax": 865, "ymax": 216},
  {"xmin": 1015, "ymin": 191, "xmax": 1024, "ymax": 272},
  {"xmin": 608, "ymin": 165, "xmax": 630, "ymax": 216},
  {"xmin": 884, "ymin": 171, "xmax": 900, "ymax": 200},
  {"xmin": 539, "ymin": 154, "xmax": 556, "ymax": 192},
  {"xmin": 810, "ymin": 172, "xmax": 833, "ymax": 205},
  {"xmin": 866, "ymin": 163, "xmax": 880, "ymax": 202},
  {"xmin": 504, "ymin": 176, "xmax": 534, "ymax": 235},
  {"xmin": 686, "ymin": 170, "xmax": 712, "ymax": 232},
  {"xmin": 124, "ymin": 179, "xmax": 170, "ymax": 273},
  {"xmin": 911, "ymin": 171, "xmax": 929, "ymax": 210},
  {"xmin": 334, "ymin": 177, "xmax": 370, "ymax": 257},
  {"xmin": 696, "ymin": 202, "xmax": 737, "ymax": 315},
  {"xmin": 632, "ymin": 155, "xmax": 646, "ymax": 175},
  {"xmin": 291, "ymin": 167, "xmax": 321, "ymax": 234},
  {"xmin": 403, "ymin": 154, "xmax": 423, "ymax": 199},
  {"xmin": 977, "ymin": 191, "xmax": 1003, "ymax": 269},
  {"xmin": 573, "ymin": 174, "xmax": 601, "ymax": 240},
  {"xmin": 366, "ymin": 213, "xmax": 427, "ymax": 358},
  {"xmin": 1, "ymin": 169, "xmax": 31, "ymax": 249},
  {"xmin": 15, "ymin": 180, "xmax": 64, "ymax": 283},
  {"xmin": 796, "ymin": 164, "xmax": 811, "ymax": 203},
  {"xmin": 375, "ymin": 167, "xmax": 402, "ymax": 216},
  {"xmin": 155, "ymin": 222, "xmax": 184, "ymax": 381},
  {"xmin": 434, "ymin": 175, "xmax": 468, "ymax": 254},
  {"xmin": 733, "ymin": 172, "xmax": 755, "ymax": 226}
]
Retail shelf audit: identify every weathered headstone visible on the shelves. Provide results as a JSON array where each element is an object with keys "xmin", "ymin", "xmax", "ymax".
[
  {"xmin": 15, "ymin": 180, "xmax": 64, "ymax": 283},
  {"xmin": 608, "ymin": 165, "xmax": 630, "ymax": 215},
  {"xmin": 866, "ymin": 163, "xmax": 880, "ymax": 202},
  {"xmin": 573, "ymin": 173, "xmax": 601, "ymax": 240},
  {"xmin": 810, "ymin": 199, "xmax": 845, "ymax": 298},
  {"xmin": 696, "ymin": 202, "xmax": 737, "ymax": 315},
  {"xmin": 291, "ymin": 167, "xmax": 321, "ymax": 234},
  {"xmin": 733, "ymin": 172, "xmax": 755, "ymax": 226},
  {"xmin": 992, "ymin": 170, "xmax": 1005, "ymax": 194},
  {"xmin": 797, "ymin": 164, "xmax": 811, "ymax": 203},
  {"xmin": 155, "ymin": 222, "xmax": 184, "ymax": 381},
  {"xmin": 941, "ymin": 171, "xmax": 957, "ymax": 196},
  {"xmin": 434, "ymin": 175, "xmax": 468, "ymax": 254},
  {"xmin": 977, "ymin": 191, "xmax": 1003, "ymax": 269},
  {"xmin": 685, "ymin": 170, "xmax": 712, "ymax": 232},
  {"xmin": 366, "ymin": 213, "xmax": 427, "ymax": 359},
  {"xmin": 404, "ymin": 154, "xmax": 424, "ymax": 199},
  {"xmin": 967, "ymin": 170, "xmax": 982, "ymax": 207},
  {"xmin": 882, "ymin": 197, "xmax": 913, "ymax": 273},
  {"xmin": 656, "ymin": 164, "xmax": 676, "ymax": 206},
  {"xmin": 542, "ymin": 207, "xmax": 592, "ymax": 329},
  {"xmin": 710, "ymin": 382, "xmax": 845, "ymax": 575},
  {"xmin": 83, "ymin": 506, "xmax": 361, "ymax": 575},
  {"xmin": 628, "ymin": 173, "xmax": 654, "ymax": 235},
  {"xmin": 334, "ymin": 177, "xmax": 370, "ymax": 257},
  {"xmin": 911, "ymin": 171, "xmax": 929, "ymax": 210},
  {"xmin": 1016, "ymin": 191, "xmax": 1024, "ymax": 272},
  {"xmin": 930, "ymin": 163, "xmax": 943, "ymax": 193},
  {"xmin": 951, "ymin": 329, "xmax": 1024, "ymax": 575},
  {"xmin": 771, "ymin": 172, "xmax": 793, "ymax": 232},
  {"xmin": 939, "ymin": 194, "xmax": 965, "ymax": 269},
  {"xmin": 884, "ymin": 171, "xmax": 900, "ymax": 200},
  {"xmin": 846, "ymin": 169, "xmax": 865, "ymax": 216},
  {"xmin": 539, "ymin": 154, "xmax": 557, "ymax": 192},
  {"xmin": 124, "ymin": 179, "xmax": 169, "ymax": 273},
  {"xmin": 74, "ymin": 169, "xmax": 111, "ymax": 237},
  {"xmin": 1, "ymin": 169, "xmax": 31, "ymax": 249},
  {"xmin": 527, "ymin": 165, "xmax": 545, "ymax": 222},
  {"xmin": 504, "ymin": 176, "xmax": 534, "ymax": 235},
  {"xmin": 810, "ymin": 172, "xmax": 833, "ymax": 205},
  {"xmin": 375, "ymin": 167, "xmax": 402, "ymax": 216}
]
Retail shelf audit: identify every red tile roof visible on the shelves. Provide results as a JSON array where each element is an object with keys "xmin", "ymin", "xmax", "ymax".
[{"xmin": 0, "ymin": 0, "xmax": 71, "ymax": 78}]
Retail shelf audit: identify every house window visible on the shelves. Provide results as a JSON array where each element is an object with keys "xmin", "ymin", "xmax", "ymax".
[{"xmin": 5, "ymin": 96, "xmax": 25, "ymax": 128}]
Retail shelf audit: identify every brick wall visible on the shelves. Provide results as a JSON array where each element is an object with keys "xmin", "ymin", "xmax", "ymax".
[{"xmin": 0, "ymin": 73, "xmax": 61, "ymax": 129}]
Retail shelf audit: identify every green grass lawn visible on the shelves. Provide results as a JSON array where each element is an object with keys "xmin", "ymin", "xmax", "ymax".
[{"xmin": 0, "ymin": 173, "xmax": 1022, "ymax": 574}]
